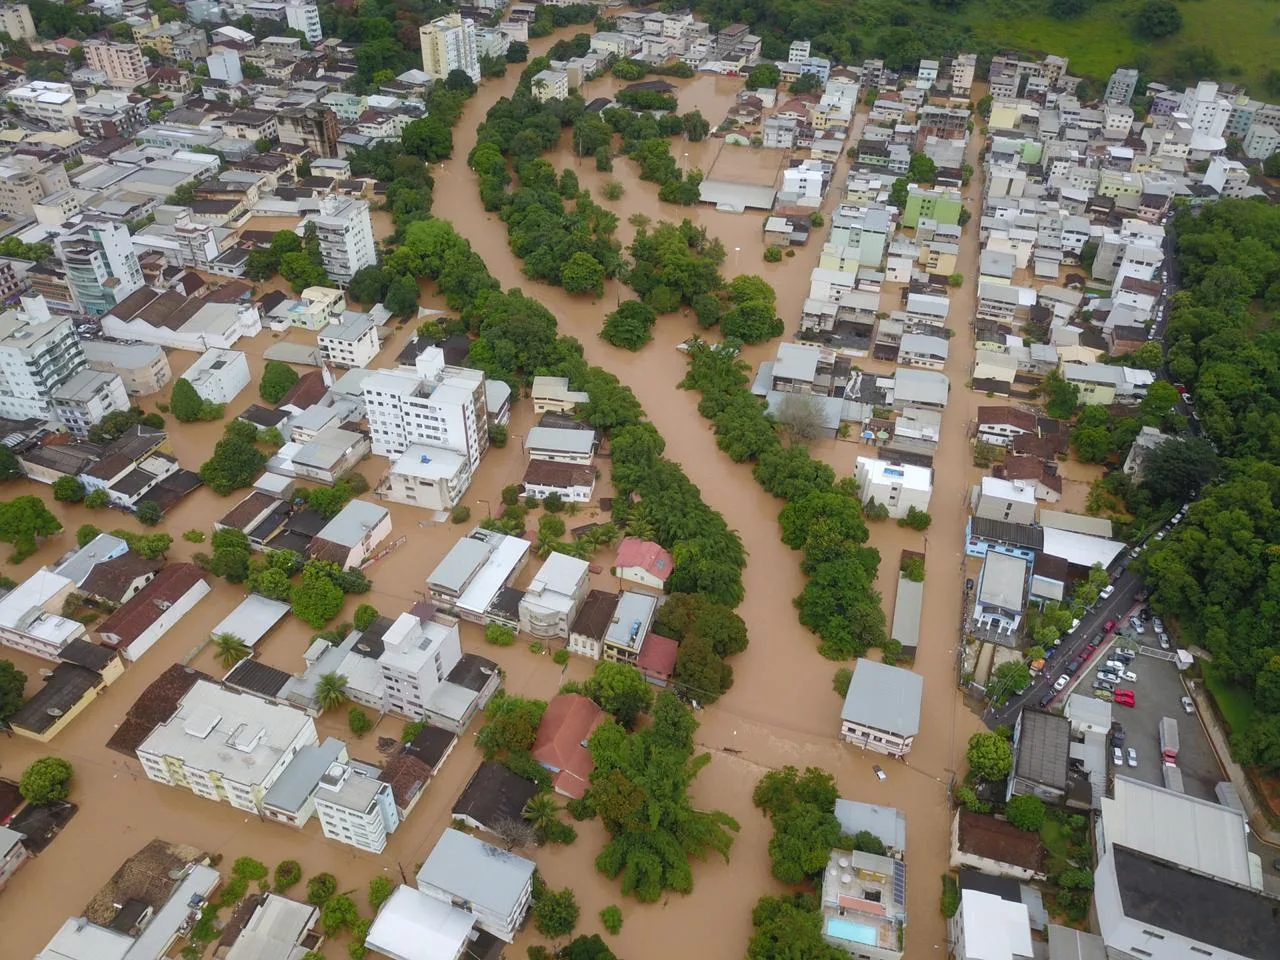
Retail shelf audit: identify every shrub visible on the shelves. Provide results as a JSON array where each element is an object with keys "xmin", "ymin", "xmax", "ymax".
[
  {"xmin": 940, "ymin": 874, "xmax": 960, "ymax": 918},
  {"xmin": 602, "ymin": 180, "xmax": 624, "ymax": 201},
  {"xmin": 232, "ymin": 857, "xmax": 268, "ymax": 881},
  {"xmin": 485, "ymin": 623, "xmax": 516, "ymax": 647},
  {"xmin": 600, "ymin": 904, "xmax": 623, "ymax": 935},
  {"xmin": 274, "ymin": 860, "xmax": 302, "ymax": 892},
  {"xmin": 489, "ymin": 424, "xmax": 508, "ymax": 447},
  {"xmin": 84, "ymin": 488, "xmax": 109, "ymax": 509},
  {"xmin": 354, "ymin": 603, "xmax": 380, "ymax": 630},
  {"xmin": 76, "ymin": 524, "xmax": 102, "ymax": 547},
  {"xmin": 897, "ymin": 507, "xmax": 932, "ymax": 531},
  {"xmin": 183, "ymin": 529, "xmax": 205, "ymax": 543},
  {"xmin": 763, "ymin": 245, "xmax": 783, "ymax": 263},
  {"xmin": 1005, "ymin": 794, "xmax": 1046, "ymax": 831},
  {"xmin": 502, "ymin": 485, "xmax": 520, "ymax": 506},
  {"xmin": 135, "ymin": 500, "xmax": 162, "ymax": 526},
  {"xmin": 368, "ymin": 875, "xmax": 395, "ymax": 911},
  {"xmin": 566, "ymin": 795, "xmax": 595, "ymax": 820},
  {"xmin": 19, "ymin": 757, "xmax": 73, "ymax": 805},
  {"xmin": 553, "ymin": 649, "xmax": 569, "ymax": 665},
  {"xmin": 52, "ymin": 476, "xmax": 85, "ymax": 503},
  {"xmin": 543, "ymin": 492, "xmax": 565, "ymax": 513},
  {"xmin": 832, "ymin": 668, "xmax": 852, "ymax": 697},
  {"xmin": 307, "ymin": 872, "xmax": 338, "ymax": 905},
  {"xmin": 348, "ymin": 707, "xmax": 373, "ymax": 736},
  {"xmin": 533, "ymin": 887, "xmax": 579, "ymax": 938},
  {"xmin": 450, "ymin": 505, "xmax": 472, "ymax": 524}
]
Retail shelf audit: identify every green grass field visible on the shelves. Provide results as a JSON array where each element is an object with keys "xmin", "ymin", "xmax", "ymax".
[{"xmin": 1204, "ymin": 664, "xmax": 1258, "ymax": 734}]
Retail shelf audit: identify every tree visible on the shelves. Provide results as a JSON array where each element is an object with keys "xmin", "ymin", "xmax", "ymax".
[
  {"xmin": 492, "ymin": 814, "xmax": 539, "ymax": 850},
  {"xmin": 0, "ymin": 445, "xmax": 20, "ymax": 482},
  {"xmin": 368, "ymin": 876, "xmax": 394, "ymax": 912},
  {"xmin": 313, "ymin": 672, "xmax": 347, "ymax": 712},
  {"xmin": 506, "ymin": 41, "xmax": 529, "ymax": 62},
  {"xmin": 444, "ymin": 68, "xmax": 476, "ymax": 95},
  {"xmin": 52, "ymin": 476, "xmax": 85, "ymax": 503},
  {"xmin": 201, "ymin": 432, "xmax": 266, "ymax": 496},
  {"xmin": 584, "ymin": 661, "xmax": 653, "ymax": 729},
  {"xmin": 681, "ymin": 110, "xmax": 710, "ymax": 142},
  {"xmin": 385, "ymin": 275, "xmax": 420, "ymax": 316},
  {"xmin": 1005, "ymin": 794, "xmax": 1046, "ymax": 831},
  {"xmin": 833, "ymin": 667, "xmax": 852, "ymax": 696},
  {"xmin": 307, "ymin": 872, "xmax": 337, "ymax": 906},
  {"xmin": 767, "ymin": 800, "xmax": 841, "ymax": 882},
  {"xmin": 0, "ymin": 660, "xmax": 26, "ymax": 722},
  {"xmin": 1136, "ymin": 0, "xmax": 1182, "ymax": 37},
  {"xmin": 292, "ymin": 563, "xmax": 345, "ymax": 628},
  {"xmin": 19, "ymin": 757, "xmax": 73, "ymax": 805},
  {"xmin": 534, "ymin": 887, "xmax": 579, "ymax": 938},
  {"xmin": 135, "ymin": 500, "xmax": 162, "ymax": 526},
  {"xmin": 1141, "ymin": 437, "xmax": 1218, "ymax": 506},
  {"xmin": 524, "ymin": 792, "xmax": 563, "ymax": 838},
  {"xmin": 601, "ymin": 300, "xmax": 656, "ymax": 350},
  {"xmin": 889, "ymin": 177, "xmax": 909, "ymax": 208},
  {"xmin": 848, "ymin": 830, "xmax": 886, "ymax": 856},
  {"xmin": 213, "ymin": 632, "xmax": 251, "ymax": 668},
  {"xmin": 84, "ymin": 488, "xmax": 109, "ymax": 509},
  {"xmin": 171, "ymin": 378, "xmax": 222, "ymax": 422},
  {"xmin": 76, "ymin": 524, "xmax": 101, "ymax": 547},
  {"xmin": 989, "ymin": 660, "xmax": 1031, "ymax": 705},
  {"xmin": 561, "ymin": 251, "xmax": 606, "ymax": 296},
  {"xmin": 674, "ymin": 634, "xmax": 733, "ymax": 702},
  {"xmin": 354, "ymin": 603, "xmax": 379, "ymax": 631},
  {"xmin": 259, "ymin": 361, "xmax": 299, "ymax": 404},
  {"xmin": 402, "ymin": 116, "xmax": 453, "ymax": 161},
  {"xmin": 907, "ymin": 153, "xmax": 937, "ymax": 184},
  {"xmin": 745, "ymin": 62, "xmax": 780, "ymax": 90},
  {"xmin": 966, "ymin": 731, "xmax": 1014, "ymax": 782},
  {"xmin": 748, "ymin": 894, "xmax": 847, "ymax": 960},
  {"xmin": 752, "ymin": 766, "xmax": 839, "ymax": 818},
  {"xmin": 775, "ymin": 393, "xmax": 829, "ymax": 442},
  {"xmin": 274, "ymin": 860, "xmax": 301, "ymax": 892},
  {"xmin": 476, "ymin": 693, "xmax": 547, "ymax": 758},
  {"xmin": 0, "ymin": 495, "xmax": 61, "ymax": 562},
  {"xmin": 1071, "ymin": 424, "xmax": 1114, "ymax": 463},
  {"xmin": 1049, "ymin": 0, "xmax": 1087, "ymax": 17},
  {"xmin": 320, "ymin": 894, "xmax": 359, "ymax": 935},
  {"xmin": 348, "ymin": 707, "xmax": 372, "ymax": 736},
  {"xmin": 720, "ymin": 301, "xmax": 783, "ymax": 343},
  {"xmin": 484, "ymin": 623, "xmax": 516, "ymax": 647},
  {"xmin": 1042, "ymin": 372, "xmax": 1081, "ymax": 419}
]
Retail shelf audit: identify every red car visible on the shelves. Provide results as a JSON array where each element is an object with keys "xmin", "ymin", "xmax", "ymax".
[
  {"xmin": 1081, "ymin": 646, "xmax": 1095, "ymax": 662},
  {"xmin": 1104, "ymin": 619, "xmax": 1117, "ymax": 633},
  {"xmin": 1114, "ymin": 689, "xmax": 1136, "ymax": 707}
]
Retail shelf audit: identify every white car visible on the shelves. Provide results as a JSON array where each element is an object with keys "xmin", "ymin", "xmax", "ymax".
[
  {"xmin": 1131, "ymin": 620, "xmax": 1146, "ymax": 634},
  {"xmin": 1152, "ymin": 617, "xmax": 1165, "ymax": 633},
  {"xmin": 1097, "ymin": 671, "xmax": 1120, "ymax": 684},
  {"xmin": 1104, "ymin": 660, "xmax": 1126, "ymax": 673},
  {"xmin": 1053, "ymin": 674, "xmax": 1070, "ymax": 692},
  {"xmin": 1123, "ymin": 670, "xmax": 1138, "ymax": 683},
  {"xmin": 1158, "ymin": 633, "xmax": 1171, "ymax": 650},
  {"xmin": 1182, "ymin": 696, "xmax": 1195, "ymax": 714},
  {"xmin": 1100, "ymin": 584, "xmax": 1116, "ymax": 600},
  {"xmin": 873, "ymin": 765, "xmax": 886, "ymax": 781},
  {"xmin": 1113, "ymin": 747, "xmax": 1124, "ymax": 766},
  {"xmin": 1127, "ymin": 747, "xmax": 1138, "ymax": 767},
  {"xmin": 1155, "ymin": 531, "xmax": 1166, "ymax": 541}
]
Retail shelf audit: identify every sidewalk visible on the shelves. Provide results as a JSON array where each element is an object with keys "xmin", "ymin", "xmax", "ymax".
[{"xmin": 1188, "ymin": 680, "xmax": 1280, "ymax": 847}]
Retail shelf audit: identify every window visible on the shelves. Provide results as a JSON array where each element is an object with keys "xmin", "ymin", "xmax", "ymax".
[
  {"xmin": 1188, "ymin": 951, "xmax": 1212, "ymax": 957},
  {"xmin": 1129, "ymin": 950, "xmax": 1151, "ymax": 958},
  {"xmin": 1140, "ymin": 932, "xmax": 1165, "ymax": 940}
]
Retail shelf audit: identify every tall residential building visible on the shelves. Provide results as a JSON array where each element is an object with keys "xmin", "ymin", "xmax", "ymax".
[
  {"xmin": 419, "ymin": 13, "xmax": 480, "ymax": 83},
  {"xmin": 50, "ymin": 370, "xmax": 130, "ymax": 437},
  {"xmin": 0, "ymin": 295, "xmax": 88, "ymax": 421},
  {"xmin": 1105, "ymin": 67, "xmax": 1139, "ymax": 106},
  {"xmin": 377, "ymin": 611, "xmax": 463, "ymax": 719},
  {"xmin": 207, "ymin": 46, "xmax": 243, "ymax": 84},
  {"xmin": 362, "ymin": 347, "xmax": 489, "ymax": 467},
  {"xmin": 5, "ymin": 80, "xmax": 78, "ymax": 129},
  {"xmin": 83, "ymin": 40, "xmax": 150, "ymax": 88},
  {"xmin": 277, "ymin": 104, "xmax": 340, "ymax": 158},
  {"xmin": 303, "ymin": 196, "xmax": 376, "ymax": 286},
  {"xmin": 312, "ymin": 759, "xmax": 400, "ymax": 853},
  {"xmin": 0, "ymin": 157, "xmax": 69, "ymax": 219},
  {"xmin": 136, "ymin": 680, "xmax": 319, "ymax": 814},
  {"xmin": 55, "ymin": 218, "xmax": 145, "ymax": 316},
  {"xmin": 1178, "ymin": 80, "xmax": 1232, "ymax": 146},
  {"xmin": 284, "ymin": 0, "xmax": 322, "ymax": 43},
  {"xmin": 0, "ymin": 4, "xmax": 35, "ymax": 41}
]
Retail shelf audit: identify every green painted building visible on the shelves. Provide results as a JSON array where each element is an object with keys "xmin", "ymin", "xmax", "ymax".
[{"xmin": 902, "ymin": 186, "xmax": 964, "ymax": 229}]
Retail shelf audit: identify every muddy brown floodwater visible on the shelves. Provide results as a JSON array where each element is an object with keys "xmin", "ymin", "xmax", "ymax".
[{"xmin": 0, "ymin": 36, "xmax": 995, "ymax": 958}]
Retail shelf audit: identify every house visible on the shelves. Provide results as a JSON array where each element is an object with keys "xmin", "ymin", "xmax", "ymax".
[
  {"xmin": 996, "ymin": 457, "xmax": 1062, "ymax": 503},
  {"xmin": 1122, "ymin": 425, "xmax": 1171, "ymax": 478},
  {"xmin": 216, "ymin": 491, "xmax": 291, "ymax": 548},
  {"xmin": 222, "ymin": 894, "xmax": 321, "ymax": 960},
  {"xmin": 613, "ymin": 538, "xmax": 673, "ymax": 592},
  {"xmin": 416, "ymin": 829, "xmax": 535, "ymax": 943},
  {"xmin": 0, "ymin": 568, "xmax": 87, "ymax": 661},
  {"xmin": 8, "ymin": 639, "xmax": 124, "ymax": 742},
  {"xmin": 179, "ymin": 348, "xmax": 251, "ymax": 404},
  {"xmin": 94, "ymin": 563, "xmax": 211, "ymax": 661},
  {"xmin": 305, "ymin": 499, "xmax": 392, "ymax": 569},
  {"xmin": 819, "ymin": 847, "xmax": 907, "ymax": 959},
  {"xmin": 518, "ymin": 552, "xmax": 590, "ymax": 640},
  {"xmin": 1046, "ymin": 925, "xmax": 1106, "ymax": 960},
  {"xmin": 521, "ymin": 459, "xmax": 595, "ymax": 503},
  {"xmin": 378, "ymin": 752, "xmax": 435, "ymax": 820},
  {"xmin": 318, "ymin": 315, "xmax": 379, "ymax": 368},
  {"xmin": 838, "ymin": 658, "xmax": 923, "ymax": 756},
  {"xmin": 949, "ymin": 888, "xmax": 1033, "ymax": 960},
  {"xmin": 71, "ymin": 550, "xmax": 163, "ymax": 605},
  {"xmin": 855, "ymin": 457, "xmax": 933, "ymax": 519},
  {"xmin": 532, "ymin": 693, "xmax": 607, "ymax": 798},
  {"xmin": 427, "ymin": 529, "xmax": 530, "ymax": 624},
  {"xmin": 973, "ymin": 551, "xmax": 1029, "ymax": 637},
  {"xmin": 950, "ymin": 810, "xmax": 1047, "ymax": 881},
  {"xmin": 973, "ymin": 476, "xmax": 1037, "ymax": 526},
  {"xmin": 834, "ymin": 798, "xmax": 907, "ymax": 857},
  {"xmin": 601, "ymin": 591, "xmax": 658, "ymax": 665},
  {"xmin": 567, "ymin": 589, "xmax": 619, "ymax": 660},
  {"xmin": 635, "ymin": 633, "xmax": 678, "ymax": 687},
  {"xmin": 1007, "ymin": 709, "xmax": 1071, "ymax": 803},
  {"xmin": 451, "ymin": 760, "xmax": 540, "ymax": 835},
  {"xmin": 381, "ymin": 444, "xmax": 471, "ymax": 512},
  {"xmin": 892, "ymin": 368, "xmax": 949, "ymax": 410},
  {"xmin": 210, "ymin": 594, "xmax": 292, "ymax": 650},
  {"xmin": 366, "ymin": 885, "xmax": 479, "ymax": 960},
  {"xmin": 898, "ymin": 333, "xmax": 949, "ymax": 370},
  {"xmin": 530, "ymin": 376, "xmax": 589, "ymax": 414},
  {"xmin": 0, "ymin": 825, "xmax": 29, "ymax": 890},
  {"xmin": 524, "ymin": 425, "xmax": 596, "ymax": 464}
]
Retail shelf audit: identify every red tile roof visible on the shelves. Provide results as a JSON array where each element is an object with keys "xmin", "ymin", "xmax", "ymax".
[
  {"xmin": 956, "ymin": 810, "xmax": 1045, "ymax": 873},
  {"xmin": 636, "ymin": 633, "xmax": 678, "ymax": 682},
  {"xmin": 976, "ymin": 406, "xmax": 1037, "ymax": 433},
  {"xmin": 95, "ymin": 563, "xmax": 207, "ymax": 650},
  {"xmin": 614, "ymin": 538, "xmax": 673, "ymax": 583},
  {"xmin": 532, "ymin": 694, "xmax": 606, "ymax": 799}
]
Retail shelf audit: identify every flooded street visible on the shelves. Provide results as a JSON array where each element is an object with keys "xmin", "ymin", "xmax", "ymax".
[{"xmin": 0, "ymin": 36, "xmax": 995, "ymax": 958}]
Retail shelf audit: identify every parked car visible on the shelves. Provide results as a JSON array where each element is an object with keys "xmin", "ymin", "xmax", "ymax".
[
  {"xmin": 1112, "ymin": 726, "xmax": 1126, "ymax": 747},
  {"xmin": 1155, "ymin": 530, "xmax": 1166, "ymax": 541},
  {"xmin": 1053, "ymin": 674, "xmax": 1070, "ymax": 692},
  {"xmin": 1114, "ymin": 648, "xmax": 1136, "ymax": 662},
  {"xmin": 1132, "ymin": 620, "xmax": 1147, "ymax": 634},
  {"xmin": 1114, "ymin": 690, "xmax": 1136, "ymax": 707},
  {"xmin": 1104, "ymin": 619, "xmax": 1117, "ymax": 633},
  {"xmin": 1127, "ymin": 747, "xmax": 1138, "ymax": 767},
  {"xmin": 1130, "ymin": 546, "xmax": 1142, "ymax": 559},
  {"xmin": 1158, "ymin": 633, "xmax": 1172, "ymax": 650},
  {"xmin": 1066, "ymin": 657, "xmax": 1083, "ymax": 675},
  {"xmin": 1104, "ymin": 659, "xmax": 1126, "ymax": 673},
  {"xmin": 873, "ymin": 765, "xmax": 886, "ymax": 781},
  {"xmin": 1113, "ymin": 746, "xmax": 1125, "ymax": 765},
  {"xmin": 1181, "ymin": 696, "xmax": 1195, "ymax": 714},
  {"xmin": 1096, "ymin": 689, "xmax": 1115, "ymax": 702},
  {"xmin": 1139, "ymin": 607, "xmax": 1152, "ymax": 621},
  {"xmin": 1100, "ymin": 585, "xmax": 1115, "ymax": 600},
  {"xmin": 1097, "ymin": 671, "xmax": 1120, "ymax": 684},
  {"xmin": 1039, "ymin": 691, "xmax": 1056, "ymax": 709},
  {"xmin": 1122, "ymin": 670, "xmax": 1138, "ymax": 683},
  {"xmin": 1095, "ymin": 680, "xmax": 1117, "ymax": 693},
  {"xmin": 1152, "ymin": 617, "xmax": 1165, "ymax": 633}
]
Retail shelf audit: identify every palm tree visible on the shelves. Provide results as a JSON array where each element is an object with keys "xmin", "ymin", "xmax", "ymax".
[
  {"xmin": 315, "ymin": 672, "xmax": 348, "ymax": 712},
  {"xmin": 523, "ymin": 793, "xmax": 561, "ymax": 837},
  {"xmin": 213, "ymin": 632, "xmax": 251, "ymax": 668}
]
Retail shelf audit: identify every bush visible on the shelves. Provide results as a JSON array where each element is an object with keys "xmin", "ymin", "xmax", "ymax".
[
  {"xmin": 76, "ymin": 523, "xmax": 102, "ymax": 547},
  {"xmin": 941, "ymin": 874, "xmax": 960, "ymax": 918},
  {"xmin": 763, "ymin": 245, "xmax": 783, "ymax": 263},
  {"xmin": 490, "ymin": 424, "xmax": 508, "ymax": 447},
  {"xmin": 232, "ymin": 857, "xmax": 268, "ymax": 881},
  {"xmin": 369, "ymin": 875, "xmax": 394, "ymax": 911},
  {"xmin": 533, "ymin": 887, "xmax": 579, "ymax": 938},
  {"xmin": 84, "ymin": 488, "xmax": 109, "ymax": 509},
  {"xmin": 1005, "ymin": 794, "xmax": 1046, "ymax": 831},
  {"xmin": 183, "ymin": 529, "xmax": 205, "ymax": 543},
  {"xmin": 898, "ymin": 507, "xmax": 932, "ymax": 531},
  {"xmin": 19, "ymin": 757, "xmax": 73, "ymax": 805},
  {"xmin": 543, "ymin": 492, "xmax": 565, "ymax": 513},
  {"xmin": 259, "ymin": 361, "xmax": 300, "ymax": 404},
  {"xmin": 566, "ymin": 795, "xmax": 595, "ymax": 820},
  {"xmin": 320, "ymin": 894, "xmax": 360, "ymax": 936},
  {"xmin": 274, "ymin": 860, "xmax": 302, "ymax": 892},
  {"xmin": 602, "ymin": 180, "xmax": 624, "ymax": 201},
  {"xmin": 832, "ymin": 668, "xmax": 852, "ymax": 697},
  {"xmin": 553, "ymin": 648, "xmax": 569, "ymax": 665},
  {"xmin": 354, "ymin": 603, "xmax": 380, "ymax": 631},
  {"xmin": 600, "ymin": 904, "xmax": 623, "ymax": 935},
  {"xmin": 450, "ymin": 505, "xmax": 472, "ymax": 524},
  {"xmin": 348, "ymin": 707, "xmax": 373, "ymax": 736},
  {"xmin": 53, "ymin": 476, "xmax": 85, "ymax": 503},
  {"xmin": 135, "ymin": 500, "xmax": 162, "ymax": 526},
  {"xmin": 502, "ymin": 485, "xmax": 520, "ymax": 506},
  {"xmin": 485, "ymin": 623, "xmax": 516, "ymax": 647},
  {"xmin": 307, "ymin": 873, "xmax": 338, "ymax": 905}
]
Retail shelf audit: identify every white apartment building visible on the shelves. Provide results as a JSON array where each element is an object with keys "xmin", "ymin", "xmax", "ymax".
[
  {"xmin": 518, "ymin": 552, "xmax": 590, "ymax": 640},
  {"xmin": 1244, "ymin": 123, "xmax": 1280, "ymax": 160},
  {"xmin": 378, "ymin": 611, "xmax": 463, "ymax": 720},
  {"xmin": 381, "ymin": 445, "xmax": 470, "ymax": 511},
  {"xmin": 855, "ymin": 456, "xmax": 933, "ymax": 519},
  {"xmin": 56, "ymin": 218, "xmax": 145, "ymax": 316},
  {"xmin": 301, "ymin": 197, "xmax": 376, "ymax": 286},
  {"xmin": 0, "ymin": 158, "xmax": 69, "ymax": 219},
  {"xmin": 6, "ymin": 80, "xmax": 78, "ymax": 129},
  {"xmin": 50, "ymin": 370, "xmax": 130, "ymax": 437},
  {"xmin": 531, "ymin": 68, "xmax": 569, "ymax": 102},
  {"xmin": 0, "ymin": 295, "xmax": 91, "ymax": 421},
  {"xmin": 951, "ymin": 53, "xmax": 976, "ymax": 97},
  {"xmin": 284, "ymin": 0, "xmax": 322, "ymax": 43},
  {"xmin": 839, "ymin": 658, "xmax": 923, "ymax": 756},
  {"xmin": 419, "ymin": 13, "xmax": 480, "ymax": 83},
  {"xmin": 83, "ymin": 40, "xmax": 149, "ymax": 88},
  {"xmin": 362, "ymin": 347, "xmax": 488, "ymax": 469},
  {"xmin": 1177, "ymin": 80, "xmax": 1232, "ymax": 149},
  {"xmin": 0, "ymin": 568, "xmax": 84, "ymax": 660},
  {"xmin": 1105, "ymin": 67, "xmax": 1139, "ymax": 106},
  {"xmin": 312, "ymin": 759, "xmax": 401, "ymax": 853},
  {"xmin": 0, "ymin": 4, "xmax": 36, "ymax": 41},
  {"xmin": 136, "ymin": 680, "xmax": 319, "ymax": 814},
  {"xmin": 416, "ymin": 829, "xmax": 535, "ymax": 943},
  {"xmin": 180, "ymin": 348, "xmax": 251, "ymax": 404},
  {"xmin": 318, "ymin": 315, "xmax": 379, "ymax": 368},
  {"xmin": 207, "ymin": 46, "xmax": 243, "ymax": 83}
]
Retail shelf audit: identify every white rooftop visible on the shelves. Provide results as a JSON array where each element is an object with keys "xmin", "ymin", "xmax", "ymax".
[
  {"xmin": 857, "ymin": 456, "xmax": 932, "ymax": 492},
  {"xmin": 211, "ymin": 594, "xmax": 291, "ymax": 648},
  {"xmin": 981, "ymin": 475, "xmax": 1037, "ymax": 505},
  {"xmin": 525, "ymin": 426, "xmax": 595, "ymax": 456},
  {"xmin": 957, "ymin": 889, "xmax": 1033, "ymax": 960},
  {"xmin": 1040, "ymin": 527, "xmax": 1124, "ymax": 570},
  {"xmin": 456, "ymin": 533, "xmax": 530, "ymax": 618},
  {"xmin": 365, "ymin": 886, "xmax": 474, "ymax": 960},
  {"xmin": 388, "ymin": 444, "xmax": 467, "ymax": 481},
  {"xmin": 0, "ymin": 568, "xmax": 81, "ymax": 651}
]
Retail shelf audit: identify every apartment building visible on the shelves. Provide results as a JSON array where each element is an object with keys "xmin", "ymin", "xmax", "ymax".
[
  {"xmin": 518, "ymin": 552, "xmax": 590, "ymax": 640},
  {"xmin": 81, "ymin": 341, "xmax": 171, "ymax": 397},
  {"xmin": 180, "ymin": 348, "xmax": 251, "ymax": 404},
  {"xmin": 0, "ymin": 158, "xmax": 69, "ymax": 219},
  {"xmin": 55, "ymin": 218, "xmax": 145, "ymax": 316},
  {"xmin": 363, "ymin": 348, "xmax": 488, "ymax": 469},
  {"xmin": 301, "ymin": 196, "xmax": 376, "ymax": 285},
  {"xmin": 838, "ymin": 658, "xmax": 923, "ymax": 757},
  {"xmin": 136, "ymin": 680, "xmax": 319, "ymax": 814},
  {"xmin": 207, "ymin": 46, "xmax": 243, "ymax": 83},
  {"xmin": 277, "ymin": 105, "xmax": 340, "ymax": 158},
  {"xmin": 419, "ymin": 13, "xmax": 480, "ymax": 83},
  {"xmin": 416, "ymin": 829, "xmax": 535, "ymax": 942},
  {"xmin": 0, "ymin": 568, "xmax": 85, "ymax": 660},
  {"xmin": 0, "ymin": 295, "xmax": 88, "ymax": 421},
  {"xmin": 312, "ymin": 759, "xmax": 400, "ymax": 853},
  {"xmin": 50, "ymin": 370, "xmax": 131, "ymax": 437},
  {"xmin": 6, "ymin": 80, "xmax": 78, "ymax": 129},
  {"xmin": 855, "ymin": 456, "xmax": 933, "ymax": 519},
  {"xmin": 284, "ymin": 0, "xmax": 322, "ymax": 42},
  {"xmin": 318, "ymin": 315, "xmax": 379, "ymax": 368},
  {"xmin": 0, "ymin": 4, "xmax": 36, "ymax": 41},
  {"xmin": 1105, "ymin": 67, "xmax": 1139, "ymax": 105},
  {"xmin": 377, "ymin": 611, "xmax": 463, "ymax": 720},
  {"xmin": 84, "ymin": 40, "xmax": 150, "ymax": 88}
]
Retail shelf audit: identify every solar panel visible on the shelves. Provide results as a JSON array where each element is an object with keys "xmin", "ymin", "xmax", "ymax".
[{"xmin": 893, "ymin": 860, "xmax": 907, "ymax": 907}]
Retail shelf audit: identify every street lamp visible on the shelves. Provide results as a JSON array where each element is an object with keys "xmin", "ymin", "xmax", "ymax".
[
  {"xmin": 476, "ymin": 499, "xmax": 491, "ymax": 518},
  {"xmin": 734, "ymin": 246, "xmax": 741, "ymax": 269}
]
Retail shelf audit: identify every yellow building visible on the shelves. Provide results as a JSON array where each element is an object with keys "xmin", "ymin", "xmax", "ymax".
[{"xmin": 9, "ymin": 639, "xmax": 123, "ymax": 742}]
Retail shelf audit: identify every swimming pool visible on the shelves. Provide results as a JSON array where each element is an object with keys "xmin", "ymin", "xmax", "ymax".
[{"xmin": 826, "ymin": 917, "xmax": 878, "ymax": 946}]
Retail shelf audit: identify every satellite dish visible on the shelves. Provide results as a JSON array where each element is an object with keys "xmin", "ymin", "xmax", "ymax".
[{"xmin": 47, "ymin": 708, "xmax": 63, "ymax": 717}]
